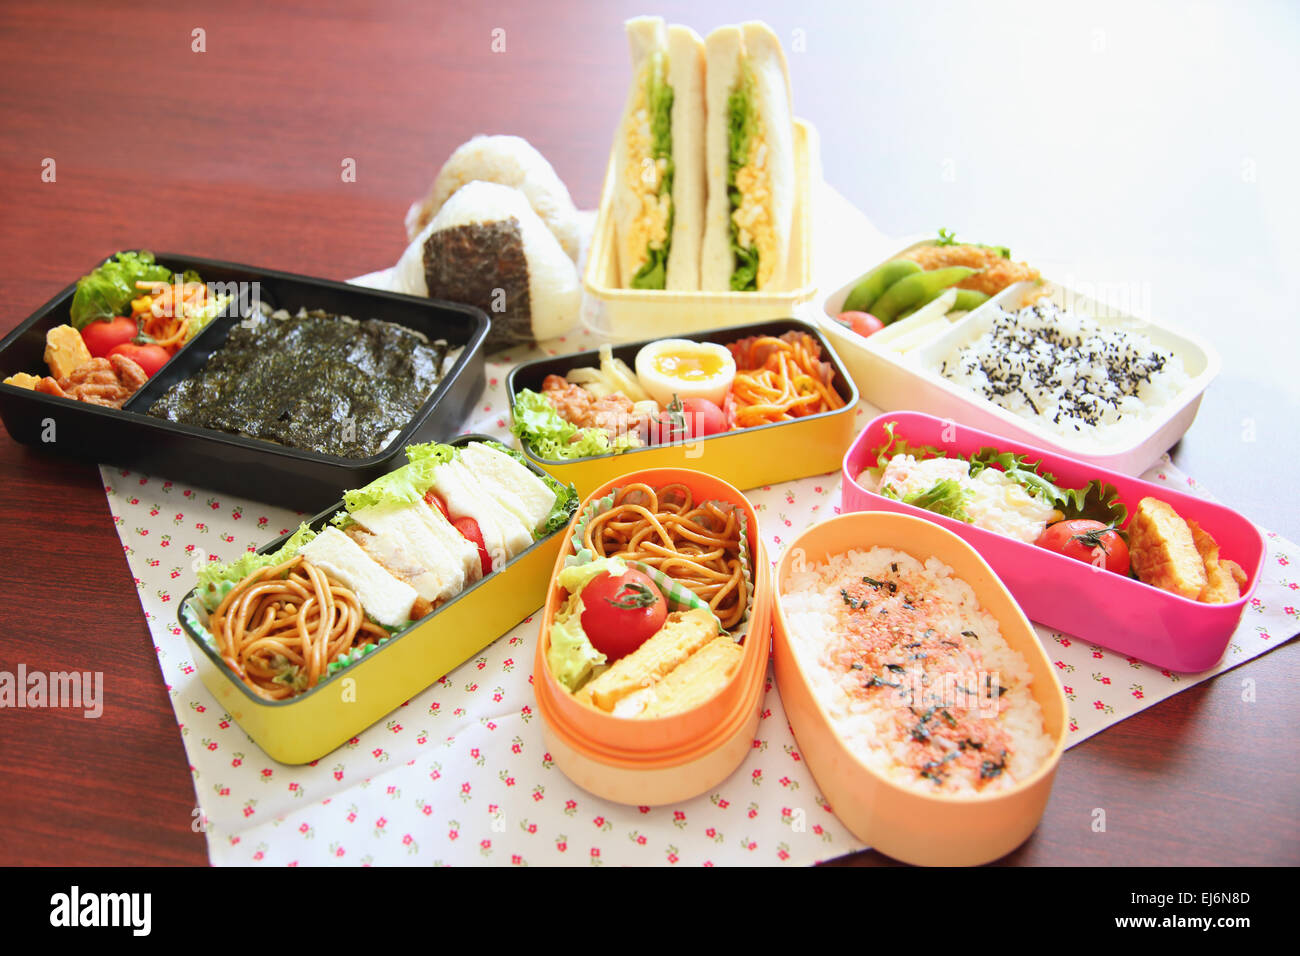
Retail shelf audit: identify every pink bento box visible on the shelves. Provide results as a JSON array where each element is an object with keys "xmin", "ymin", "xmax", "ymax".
[{"xmin": 841, "ymin": 412, "xmax": 1264, "ymax": 672}]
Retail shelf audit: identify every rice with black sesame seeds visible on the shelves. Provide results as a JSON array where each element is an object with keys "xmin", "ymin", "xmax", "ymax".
[{"xmin": 936, "ymin": 302, "xmax": 1189, "ymax": 444}]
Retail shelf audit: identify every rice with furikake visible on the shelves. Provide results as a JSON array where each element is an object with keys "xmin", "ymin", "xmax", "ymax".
[{"xmin": 781, "ymin": 547, "xmax": 1052, "ymax": 796}]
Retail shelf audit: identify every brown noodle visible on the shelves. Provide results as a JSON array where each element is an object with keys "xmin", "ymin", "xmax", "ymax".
[
  {"xmin": 582, "ymin": 483, "xmax": 748, "ymax": 629},
  {"xmin": 210, "ymin": 555, "xmax": 388, "ymax": 700}
]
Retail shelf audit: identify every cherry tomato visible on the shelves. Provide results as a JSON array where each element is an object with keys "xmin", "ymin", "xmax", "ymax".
[
  {"xmin": 1035, "ymin": 519, "xmax": 1130, "ymax": 575},
  {"xmin": 80, "ymin": 316, "xmax": 138, "ymax": 359},
  {"xmin": 578, "ymin": 569, "xmax": 667, "ymax": 661},
  {"xmin": 107, "ymin": 342, "xmax": 171, "ymax": 378},
  {"xmin": 646, "ymin": 405, "xmax": 688, "ymax": 446},
  {"xmin": 679, "ymin": 397, "xmax": 728, "ymax": 437},
  {"xmin": 452, "ymin": 516, "xmax": 492, "ymax": 576},
  {"xmin": 836, "ymin": 311, "xmax": 885, "ymax": 338},
  {"xmin": 645, "ymin": 396, "xmax": 728, "ymax": 444}
]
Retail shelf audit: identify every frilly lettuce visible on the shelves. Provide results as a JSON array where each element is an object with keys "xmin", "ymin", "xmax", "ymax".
[
  {"xmin": 510, "ymin": 389, "xmax": 639, "ymax": 461},
  {"xmin": 70, "ymin": 251, "xmax": 173, "ymax": 330},
  {"xmin": 865, "ymin": 421, "xmax": 1128, "ymax": 527},
  {"xmin": 340, "ymin": 443, "xmax": 456, "ymax": 514},
  {"xmin": 727, "ymin": 67, "xmax": 759, "ymax": 292},
  {"xmin": 630, "ymin": 50, "xmax": 675, "ymax": 291},
  {"xmin": 547, "ymin": 557, "xmax": 629, "ymax": 692},
  {"xmin": 195, "ymin": 522, "xmax": 317, "ymax": 612},
  {"xmin": 884, "ymin": 478, "xmax": 974, "ymax": 523}
]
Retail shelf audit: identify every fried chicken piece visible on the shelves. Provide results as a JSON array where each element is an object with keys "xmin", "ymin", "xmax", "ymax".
[
  {"xmin": 1188, "ymin": 520, "xmax": 1246, "ymax": 604},
  {"xmin": 34, "ymin": 376, "xmax": 68, "ymax": 398},
  {"xmin": 1128, "ymin": 497, "xmax": 1206, "ymax": 600},
  {"xmin": 32, "ymin": 355, "xmax": 145, "ymax": 409},
  {"xmin": 904, "ymin": 244, "xmax": 1042, "ymax": 297},
  {"xmin": 108, "ymin": 353, "xmax": 148, "ymax": 391}
]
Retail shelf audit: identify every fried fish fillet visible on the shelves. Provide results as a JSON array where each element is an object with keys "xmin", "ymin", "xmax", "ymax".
[
  {"xmin": 1188, "ymin": 519, "xmax": 1247, "ymax": 604},
  {"xmin": 1129, "ymin": 497, "xmax": 1206, "ymax": 600}
]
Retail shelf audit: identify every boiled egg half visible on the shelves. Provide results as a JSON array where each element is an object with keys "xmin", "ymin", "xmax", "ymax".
[{"xmin": 634, "ymin": 339, "xmax": 736, "ymax": 407}]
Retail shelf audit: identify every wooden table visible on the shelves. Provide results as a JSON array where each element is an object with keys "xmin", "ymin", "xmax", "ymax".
[{"xmin": 1, "ymin": 0, "xmax": 1295, "ymax": 866}]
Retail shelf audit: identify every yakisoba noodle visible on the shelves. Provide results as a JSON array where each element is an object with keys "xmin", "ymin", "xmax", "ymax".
[
  {"xmin": 210, "ymin": 555, "xmax": 388, "ymax": 700},
  {"xmin": 727, "ymin": 331, "xmax": 845, "ymax": 427},
  {"xmin": 582, "ymin": 483, "xmax": 748, "ymax": 629}
]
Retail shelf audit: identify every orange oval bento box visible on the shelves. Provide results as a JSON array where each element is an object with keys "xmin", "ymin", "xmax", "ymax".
[
  {"xmin": 771, "ymin": 511, "xmax": 1068, "ymax": 866},
  {"xmin": 533, "ymin": 468, "xmax": 771, "ymax": 805}
]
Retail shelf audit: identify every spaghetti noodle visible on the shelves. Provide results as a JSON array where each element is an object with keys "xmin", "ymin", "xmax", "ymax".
[
  {"xmin": 726, "ymin": 331, "xmax": 845, "ymax": 428},
  {"xmin": 133, "ymin": 280, "xmax": 210, "ymax": 351},
  {"xmin": 209, "ymin": 555, "xmax": 388, "ymax": 700},
  {"xmin": 582, "ymin": 483, "xmax": 748, "ymax": 629}
]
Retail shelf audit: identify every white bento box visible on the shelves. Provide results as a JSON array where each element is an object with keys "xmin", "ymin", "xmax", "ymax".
[{"xmin": 815, "ymin": 239, "xmax": 1221, "ymax": 476}]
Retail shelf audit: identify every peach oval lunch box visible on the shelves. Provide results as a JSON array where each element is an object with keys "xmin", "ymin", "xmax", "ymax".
[
  {"xmin": 771, "ymin": 510, "xmax": 1069, "ymax": 866},
  {"xmin": 533, "ymin": 467, "xmax": 771, "ymax": 805}
]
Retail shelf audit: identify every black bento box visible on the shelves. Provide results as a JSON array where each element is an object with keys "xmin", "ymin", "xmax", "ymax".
[{"xmin": 0, "ymin": 253, "xmax": 488, "ymax": 511}]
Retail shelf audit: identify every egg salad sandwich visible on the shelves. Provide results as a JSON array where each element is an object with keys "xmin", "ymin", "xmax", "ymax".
[
  {"xmin": 614, "ymin": 16, "xmax": 706, "ymax": 291},
  {"xmin": 700, "ymin": 21, "xmax": 795, "ymax": 292}
]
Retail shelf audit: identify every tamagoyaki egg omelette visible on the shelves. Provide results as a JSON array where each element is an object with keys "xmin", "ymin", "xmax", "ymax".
[{"xmin": 634, "ymin": 339, "xmax": 737, "ymax": 407}]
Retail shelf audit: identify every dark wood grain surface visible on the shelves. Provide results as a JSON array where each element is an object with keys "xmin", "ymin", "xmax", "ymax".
[{"xmin": 0, "ymin": 0, "xmax": 1295, "ymax": 867}]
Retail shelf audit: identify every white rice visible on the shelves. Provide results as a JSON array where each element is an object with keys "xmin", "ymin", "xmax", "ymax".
[
  {"xmin": 936, "ymin": 302, "xmax": 1189, "ymax": 445},
  {"xmin": 782, "ymin": 547, "xmax": 1052, "ymax": 796}
]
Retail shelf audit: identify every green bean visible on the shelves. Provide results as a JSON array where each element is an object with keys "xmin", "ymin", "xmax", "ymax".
[
  {"xmin": 871, "ymin": 266, "xmax": 979, "ymax": 324},
  {"xmin": 842, "ymin": 259, "xmax": 922, "ymax": 314}
]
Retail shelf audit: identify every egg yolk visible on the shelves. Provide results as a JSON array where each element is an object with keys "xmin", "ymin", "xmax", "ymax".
[{"xmin": 653, "ymin": 351, "xmax": 727, "ymax": 382}]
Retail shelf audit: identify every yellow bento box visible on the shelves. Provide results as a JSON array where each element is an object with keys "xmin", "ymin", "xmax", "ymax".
[
  {"xmin": 506, "ymin": 318, "xmax": 859, "ymax": 499},
  {"xmin": 582, "ymin": 119, "xmax": 820, "ymax": 342},
  {"xmin": 176, "ymin": 435, "xmax": 572, "ymax": 765}
]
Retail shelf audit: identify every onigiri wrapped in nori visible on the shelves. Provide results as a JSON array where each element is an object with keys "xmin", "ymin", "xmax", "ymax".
[
  {"xmin": 393, "ymin": 181, "xmax": 581, "ymax": 350},
  {"xmin": 405, "ymin": 135, "xmax": 581, "ymax": 263}
]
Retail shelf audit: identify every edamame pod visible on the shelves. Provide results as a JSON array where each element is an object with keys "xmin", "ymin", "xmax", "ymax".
[
  {"xmin": 871, "ymin": 266, "xmax": 979, "ymax": 324},
  {"xmin": 896, "ymin": 285, "xmax": 991, "ymax": 321},
  {"xmin": 842, "ymin": 259, "xmax": 922, "ymax": 313},
  {"xmin": 952, "ymin": 289, "xmax": 989, "ymax": 312}
]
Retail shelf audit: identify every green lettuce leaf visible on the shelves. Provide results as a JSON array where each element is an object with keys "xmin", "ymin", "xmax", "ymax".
[
  {"xmin": 509, "ymin": 389, "xmax": 638, "ymax": 461},
  {"xmin": 630, "ymin": 51, "xmax": 675, "ymax": 291},
  {"xmin": 727, "ymin": 68, "xmax": 760, "ymax": 291},
  {"xmin": 341, "ymin": 444, "xmax": 456, "ymax": 514},
  {"xmin": 865, "ymin": 423, "xmax": 1128, "ymax": 527},
  {"xmin": 195, "ymin": 522, "xmax": 317, "ymax": 612},
  {"xmin": 630, "ymin": 242, "xmax": 670, "ymax": 290},
  {"xmin": 895, "ymin": 479, "xmax": 974, "ymax": 523},
  {"xmin": 968, "ymin": 448, "xmax": 1128, "ymax": 525},
  {"xmin": 547, "ymin": 557, "xmax": 629, "ymax": 692},
  {"xmin": 403, "ymin": 441, "xmax": 459, "ymax": 468},
  {"xmin": 860, "ymin": 420, "xmax": 947, "ymax": 485},
  {"xmin": 70, "ymin": 251, "xmax": 174, "ymax": 330}
]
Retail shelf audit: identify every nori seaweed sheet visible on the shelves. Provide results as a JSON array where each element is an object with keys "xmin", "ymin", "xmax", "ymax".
[
  {"xmin": 422, "ymin": 218, "xmax": 532, "ymax": 351},
  {"xmin": 147, "ymin": 310, "xmax": 448, "ymax": 458}
]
